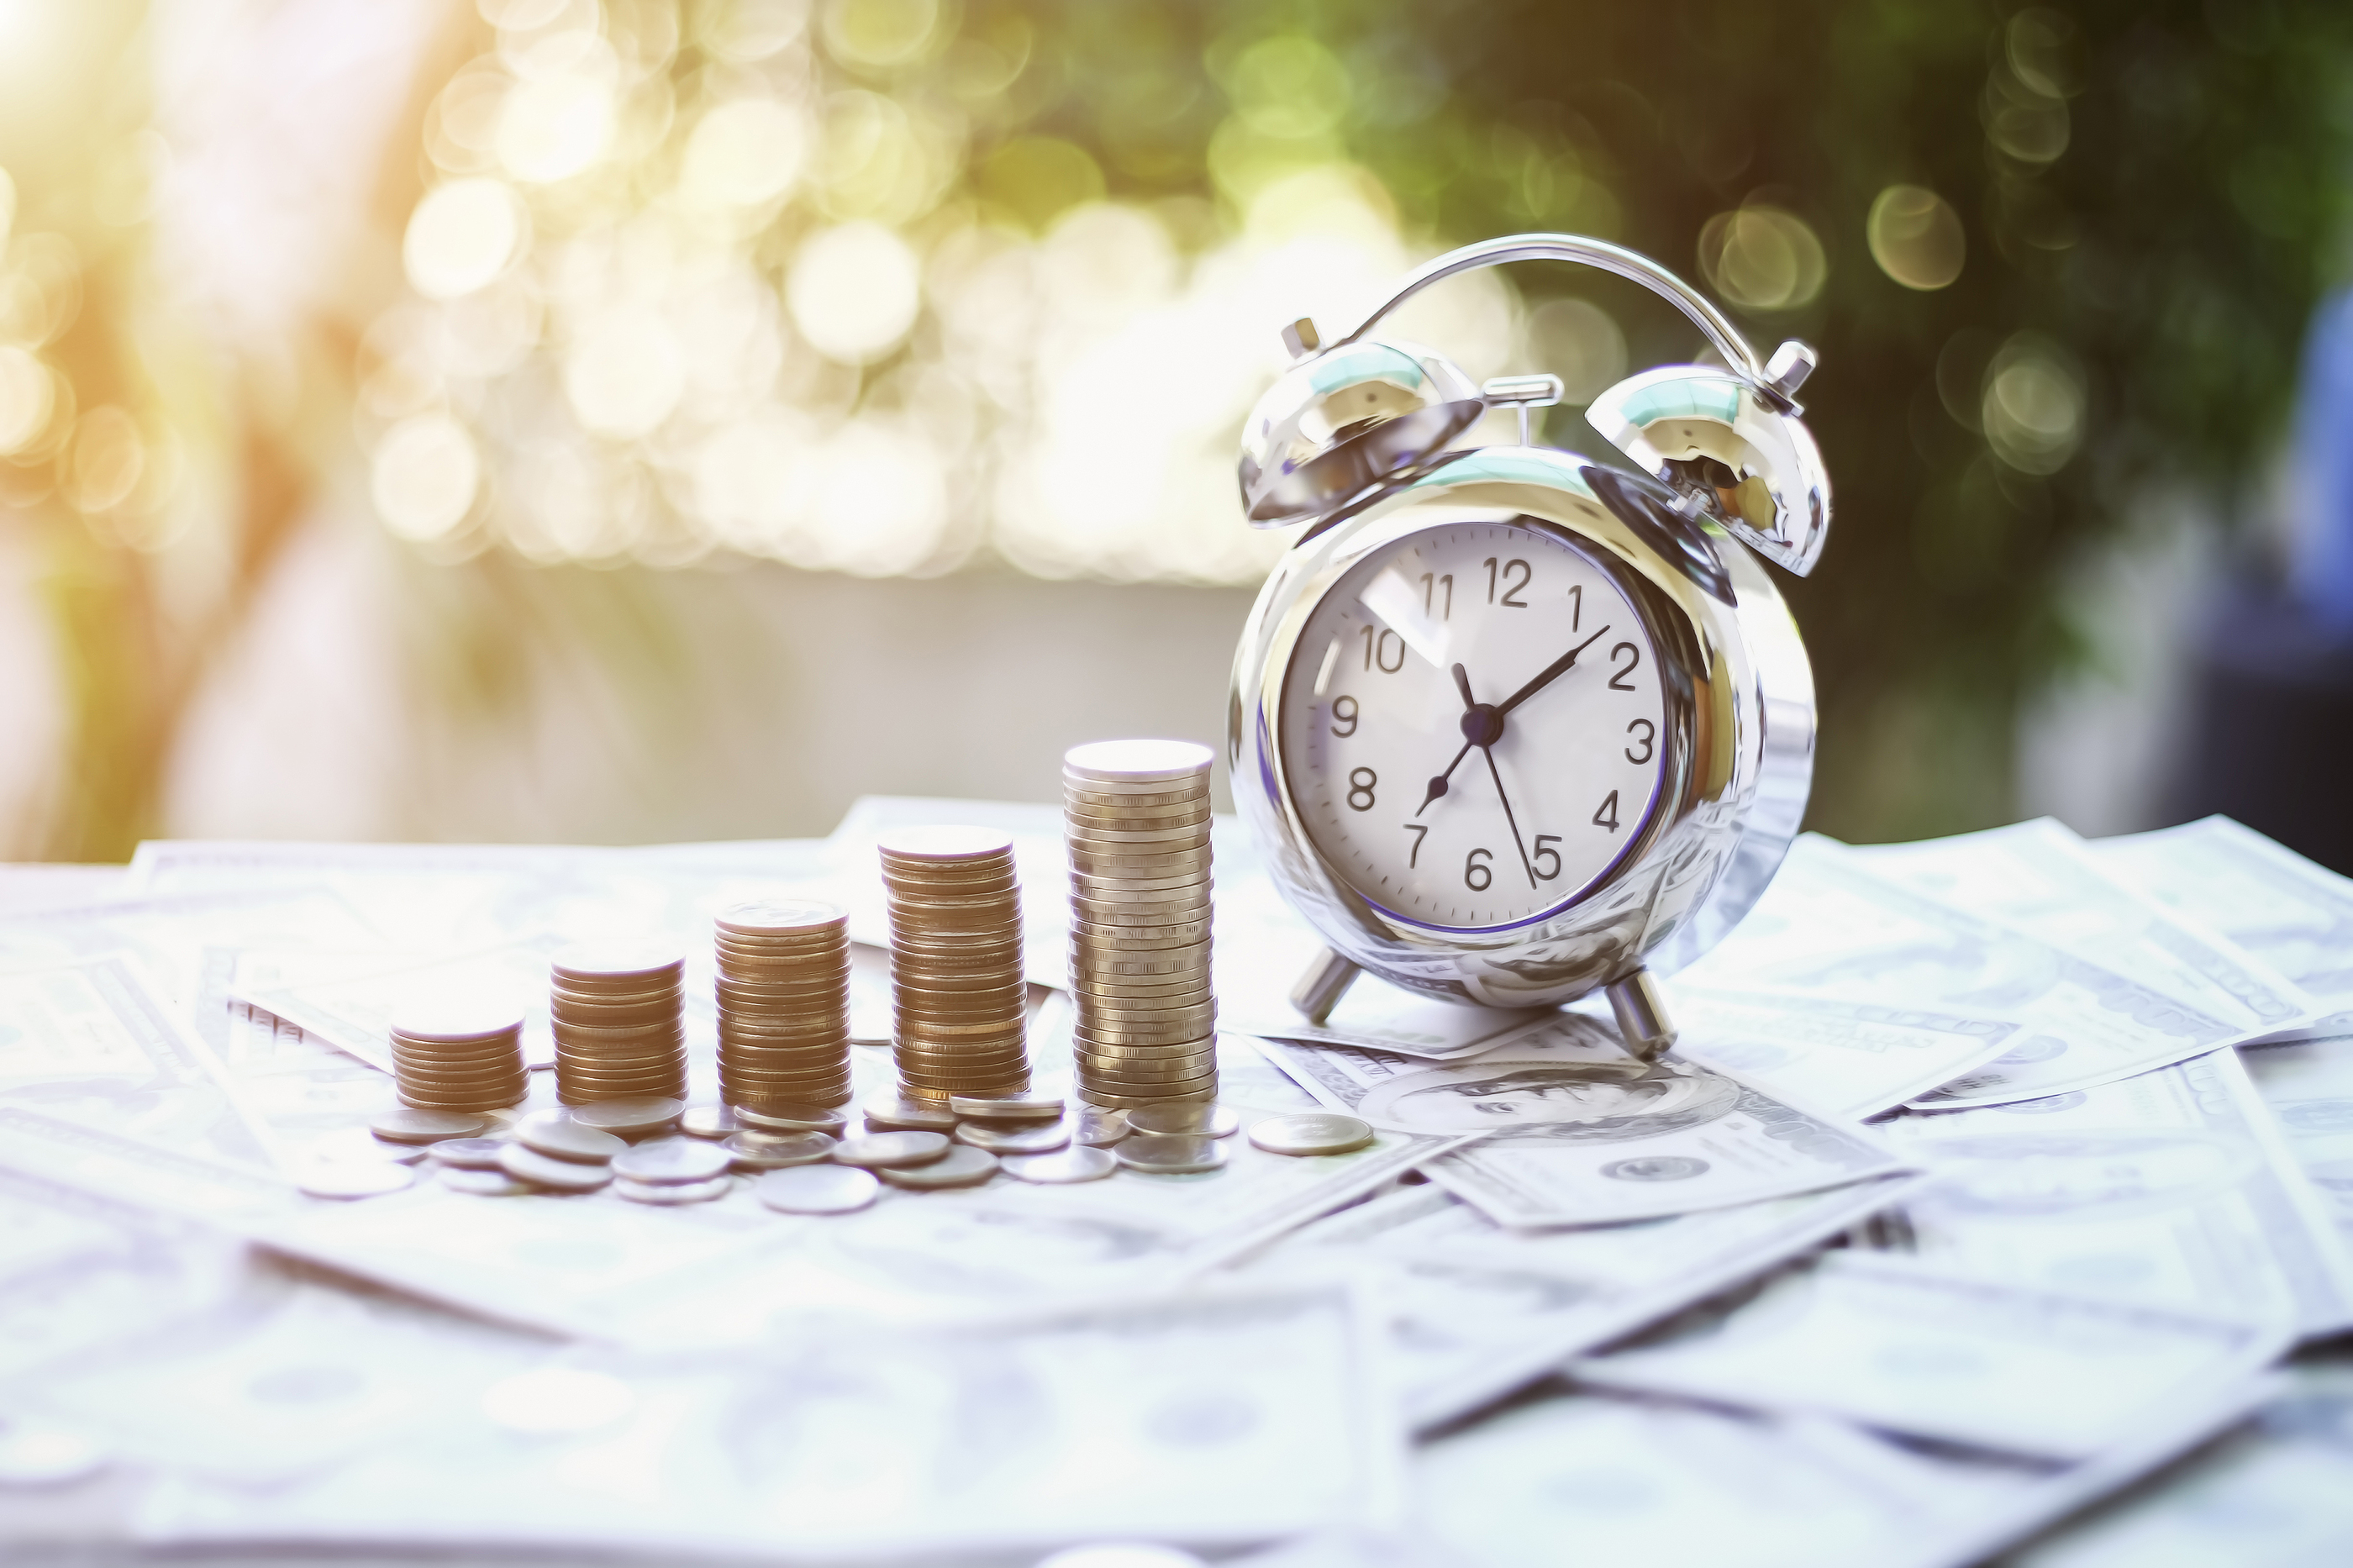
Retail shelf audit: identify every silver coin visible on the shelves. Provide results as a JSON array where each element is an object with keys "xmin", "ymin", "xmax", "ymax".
[
  {"xmin": 499, "ymin": 1143, "xmax": 616, "ymax": 1191},
  {"xmin": 875, "ymin": 824, "xmax": 1016, "ymax": 861},
  {"xmin": 368, "ymin": 1108, "xmax": 488, "ymax": 1144},
  {"xmin": 956, "ymin": 1119, "xmax": 1070, "ymax": 1155},
  {"xmin": 440, "ymin": 1166, "xmax": 534, "ymax": 1197},
  {"xmin": 947, "ymin": 1090, "xmax": 1064, "ymax": 1123},
  {"xmin": 877, "ymin": 1144, "xmax": 999, "ymax": 1189},
  {"xmin": 295, "ymin": 1160, "xmax": 415, "ymax": 1199},
  {"xmin": 1248, "ymin": 1113, "xmax": 1377, "ymax": 1157},
  {"xmin": 724, "ymin": 1131, "xmax": 837, "ymax": 1170},
  {"xmin": 427, "ymin": 1136, "xmax": 512, "ymax": 1171},
  {"xmin": 615, "ymin": 1174, "xmax": 733, "ymax": 1206},
  {"xmin": 734, "ymin": 1102, "xmax": 851, "ymax": 1134},
  {"xmin": 612, "ymin": 1137, "xmax": 732, "ymax": 1185},
  {"xmin": 515, "ymin": 1109, "xmax": 627, "ymax": 1164},
  {"xmin": 0, "ymin": 1427, "xmax": 109, "ymax": 1488},
  {"xmin": 833, "ymin": 1130, "xmax": 951, "ymax": 1169},
  {"xmin": 756, "ymin": 1164, "xmax": 880, "ymax": 1215},
  {"xmin": 550, "ymin": 939, "xmax": 687, "ymax": 984},
  {"xmin": 1125, "ymin": 1102, "xmax": 1240, "ymax": 1139},
  {"xmin": 1001, "ymin": 1146, "xmax": 1119, "ymax": 1185},
  {"xmin": 566, "ymin": 1097, "xmax": 685, "ymax": 1138},
  {"xmin": 1071, "ymin": 1106, "xmax": 1129, "ymax": 1146},
  {"xmin": 716, "ymin": 897, "xmax": 845, "ymax": 936},
  {"xmin": 681, "ymin": 1104, "xmax": 738, "ymax": 1139},
  {"xmin": 1063, "ymin": 739, "xmax": 1215, "ymax": 783},
  {"xmin": 863, "ymin": 1095, "xmax": 959, "ymax": 1133},
  {"xmin": 1114, "ymin": 1134, "xmax": 1229, "ymax": 1175}
]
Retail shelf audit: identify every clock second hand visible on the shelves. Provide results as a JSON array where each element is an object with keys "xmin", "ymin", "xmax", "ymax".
[{"xmin": 1481, "ymin": 745, "xmax": 1540, "ymax": 889}]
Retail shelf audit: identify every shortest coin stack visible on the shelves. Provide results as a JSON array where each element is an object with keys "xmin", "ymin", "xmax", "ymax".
[
  {"xmin": 714, "ymin": 899, "xmax": 854, "ymax": 1111},
  {"xmin": 388, "ymin": 1001, "xmax": 529, "ymax": 1113},
  {"xmin": 550, "ymin": 941, "xmax": 687, "ymax": 1106},
  {"xmin": 1064, "ymin": 739, "xmax": 1218, "ymax": 1112}
]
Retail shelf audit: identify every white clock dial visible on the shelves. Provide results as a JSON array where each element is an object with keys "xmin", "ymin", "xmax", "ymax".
[{"xmin": 1277, "ymin": 522, "xmax": 1667, "ymax": 932}]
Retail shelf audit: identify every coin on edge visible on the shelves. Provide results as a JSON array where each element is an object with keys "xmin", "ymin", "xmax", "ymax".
[
  {"xmin": 1248, "ymin": 1113, "xmax": 1376, "ymax": 1157},
  {"xmin": 1114, "ymin": 1134, "xmax": 1229, "ymax": 1175},
  {"xmin": 757, "ymin": 1164, "xmax": 882, "ymax": 1215},
  {"xmin": 1001, "ymin": 1145, "xmax": 1118, "ymax": 1185},
  {"xmin": 877, "ymin": 1144, "xmax": 999, "ymax": 1189}
]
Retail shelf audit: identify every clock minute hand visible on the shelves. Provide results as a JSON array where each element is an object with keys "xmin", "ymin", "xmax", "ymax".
[{"xmin": 1494, "ymin": 625, "xmax": 1613, "ymax": 718}]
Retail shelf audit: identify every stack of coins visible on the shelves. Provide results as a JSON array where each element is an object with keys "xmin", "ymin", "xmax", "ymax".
[
  {"xmin": 714, "ymin": 898, "xmax": 853, "ymax": 1110},
  {"xmin": 880, "ymin": 827, "xmax": 1030, "ymax": 1102},
  {"xmin": 549, "ymin": 942, "xmax": 687, "ymax": 1106},
  {"xmin": 387, "ymin": 1001, "xmax": 528, "ymax": 1113},
  {"xmin": 1064, "ymin": 739, "xmax": 1218, "ymax": 1110}
]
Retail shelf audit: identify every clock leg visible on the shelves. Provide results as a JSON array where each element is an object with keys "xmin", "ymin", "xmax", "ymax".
[
  {"xmin": 1288, "ymin": 946, "xmax": 1360, "ymax": 1023},
  {"xmin": 1605, "ymin": 968, "xmax": 1677, "ymax": 1061}
]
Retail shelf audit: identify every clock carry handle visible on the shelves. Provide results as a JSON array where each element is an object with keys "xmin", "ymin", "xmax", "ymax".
[
  {"xmin": 1325, "ymin": 233, "xmax": 1816, "ymax": 409},
  {"xmin": 1288, "ymin": 945, "xmax": 1678, "ymax": 1062}
]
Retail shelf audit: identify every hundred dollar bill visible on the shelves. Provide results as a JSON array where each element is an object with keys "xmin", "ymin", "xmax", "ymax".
[
  {"xmin": 1252, "ymin": 1173, "xmax": 1929, "ymax": 1431},
  {"xmin": 1880, "ymin": 1048, "xmax": 2353, "ymax": 1338},
  {"xmin": 1857, "ymin": 818, "xmax": 2314, "ymax": 1036},
  {"xmin": 1402, "ymin": 1375, "xmax": 2272, "ymax": 1568},
  {"xmin": 136, "ymin": 1280, "xmax": 1398, "ymax": 1559},
  {"xmin": 232, "ymin": 938, "xmax": 570, "ymax": 1075},
  {"xmin": 2096, "ymin": 814, "xmax": 2353, "ymax": 1029},
  {"xmin": 1576, "ymin": 1250, "xmax": 2287, "ymax": 1460},
  {"xmin": 1687, "ymin": 834, "xmax": 2255, "ymax": 1107},
  {"xmin": 2239, "ymin": 1030, "xmax": 2353, "ymax": 1252},
  {"xmin": 1253, "ymin": 1017, "xmax": 1909, "ymax": 1228},
  {"xmin": 2011, "ymin": 1363, "xmax": 2353, "ymax": 1568},
  {"xmin": 1669, "ymin": 988, "xmax": 2023, "ymax": 1118},
  {"xmin": 0, "ymin": 954, "xmax": 280, "ymax": 1174},
  {"xmin": 0, "ymin": 887, "xmax": 385, "ymax": 1013}
]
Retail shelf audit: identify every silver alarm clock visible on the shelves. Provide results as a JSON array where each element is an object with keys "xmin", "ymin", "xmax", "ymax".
[{"xmin": 1226, "ymin": 234, "xmax": 1829, "ymax": 1059}]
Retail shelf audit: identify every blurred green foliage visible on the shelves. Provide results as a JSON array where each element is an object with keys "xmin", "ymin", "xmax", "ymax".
[{"xmin": 948, "ymin": 0, "xmax": 2353, "ymax": 840}]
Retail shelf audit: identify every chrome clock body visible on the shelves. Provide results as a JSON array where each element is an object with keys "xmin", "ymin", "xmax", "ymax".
[{"xmin": 1230, "ymin": 445, "xmax": 1815, "ymax": 1011}]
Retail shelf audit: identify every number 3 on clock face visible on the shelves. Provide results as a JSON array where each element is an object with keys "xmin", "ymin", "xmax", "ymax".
[{"xmin": 1277, "ymin": 521, "xmax": 1667, "ymax": 934}]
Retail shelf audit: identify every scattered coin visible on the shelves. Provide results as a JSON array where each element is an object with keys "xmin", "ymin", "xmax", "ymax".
[
  {"xmin": 612, "ymin": 1137, "xmax": 733, "ymax": 1185},
  {"xmin": 515, "ymin": 1109, "xmax": 626, "ymax": 1164},
  {"xmin": 877, "ymin": 1144, "xmax": 999, "ymax": 1189},
  {"xmin": 723, "ymin": 1131, "xmax": 836, "ymax": 1171},
  {"xmin": 440, "ymin": 1166, "xmax": 534, "ymax": 1197},
  {"xmin": 1002, "ymin": 1145, "xmax": 1119, "ymax": 1184},
  {"xmin": 956, "ymin": 1119, "xmax": 1071, "ymax": 1155},
  {"xmin": 1126, "ymin": 1102, "xmax": 1240, "ymax": 1139},
  {"xmin": 615, "ymin": 1174, "xmax": 733, "ymax": 1206},
  {"xmin": 294, "ymin": 1160, "xmax": 415, "ymax": 1200},
  {"xmin": 368, "ymin": 1108, "xmax": 489, "ymax": 1145},
  {"xmin": 1071, "ymin": 1106, "xmax": 1129, "ymax": 1146},
  {"xmin": 568, "ymin": 1097, "xmax": 685, "ymax": 1138},
  {"xmin": 833, "ymin": 1130, "xmax": 951, "ymax": 1170},
  {"xmin": 1248, "ymin": 1113, "xmax": 1376, "ymax": 1157},
  {"xmin": 734, "ymin": 1102, "xmax": 850, "ymax": 1135},
  {"xmin": 949, "ymin": 1090, "xmax": 1064, "ymax": 1122},
  {"xmin": 499, "ymin": 1144, "xmax": 616, "ymax": 1192},
  {"xmin": 680, "ymin": 1105, "xmax": 738, "ymax": 1139},
  {"xmin": 1114, "ymin": 1134, "xmax": 1229, "ymax": 1175},
  {"xmin": 861, "ymin": 1094, "xmax": 959, "ymax": 1133},
  {"xmin": 426, "ymin": 1137, "xmax": 511, "ymax": 1171},
  {"xmin": 0, "ymin": 1428, "xmax": 109, "ymax": 1488},
  {"xmin": 756, "ymin": 1164, "xmax": 881, "ymax": 1215}
]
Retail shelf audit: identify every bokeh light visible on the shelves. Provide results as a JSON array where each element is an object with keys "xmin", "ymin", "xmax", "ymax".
[
  {"xmin": 0, "ymin": 344, "xmax": 52, "ymax": 454},
  {"xmin": 787, "ymin": 221, "xmax": 920, "ymax": 363},
  {"xmin": 1982, "ymin": 333, "xmax": 2084, "ymax": 474},
  {"xmin": 371, "ymin": 413, "xmax": 481, "ymax": 542},
  {"xmin": 403, "ymin": 178, "xmax": 526, "ymax": 300},
  {"xmin": 1698, "ymin": 204, "xmax": 1826, "ymax": 313},
  {"xmin": 1867, "ymin": 185, "xmax": 1966, "ymax": 291}
]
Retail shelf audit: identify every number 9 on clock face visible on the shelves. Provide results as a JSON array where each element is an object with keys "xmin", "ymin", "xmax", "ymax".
[{"xmin": 1277, "ymin": 522, "xmax": 1666, "ymax": 933}]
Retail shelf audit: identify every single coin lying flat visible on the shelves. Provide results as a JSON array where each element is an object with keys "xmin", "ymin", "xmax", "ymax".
[
  {"xmin": 834, "ymin": 1130, "xmax": 951, "ymax": 1169},
  {"xmin": 1248, "ymin": 1113, "xmax": 1375, "ymax": 1157},
  {"xmin": 862, "ymin": 1096, "xmax": 959, "ymax": 1133},
  {"xmin": 613, "ymin": 1137, "xmax": 732, "ymax": 1185},
  {"xmin": 1114, "ymin": 1134, "xmax": 1228, "ymax": 1175},
  {"xmin": 1002, "ymin": 1145, "xmax": 1118, "ymax": 1184},
  {"xmin": 294, "ymin": 1160, "xmax": 415, "ymax": 1200},
  {"xmin": 499, "ymin": 1144, "xmax": 614, "ymax": 1192},
  {"xmin": 724, "ymin": 1131, "xmax": 836, "ymax": 1170},
  {"xmin": 427, "ymin": 1136, "xmax": 511, "ymax": 1171},
  {"xmin": 956, "ymin": 1119, "xmax": 1070, "ymax": 1155},
  {"xmin": 568, "ymin": 1097, "xmax": 685, "ymax": 1138},
  {"xmin": 1125, "ymin": 1102, "xmax": 1239, "ymax": 1139},
  {"xmin": 878, "ymin": 1144, "xmax": 999, "ymax": 1189},
  {"xmin": 948, "ymin": 1091, "xmax": 1064, "ymax": 1123},
  {"xmin": 680, "ymin": 1104, "xmax": 737, "ymax": 1139},
  {"xmin": 733, "ymin": 1102, "xmax": 850, "ymax": 1134},
  {"xmin": 369, "ymin": 1108, "xmax": 488, "ymax": 1145},
  {"xmin": 756, "ymin": 1165, "xmax": 880, "ymax": 1215},
  {"xmin": 515, "ymin": 1110, "xmax": 626, "ymax": 1164},
  {"xmin": 615, "ymin": 1174, "xmax": 732, "ymax": 1206},
  {"xmin": 441, "ymin": 1166, "xmax": 534, "ymax": 1197},
  {"xmin": 1071, "ymin": 1106, "xmax": 1129, "ymax": 1146}
]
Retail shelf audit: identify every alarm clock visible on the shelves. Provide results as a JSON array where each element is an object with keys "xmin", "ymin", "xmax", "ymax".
[{"xmin": 1226, "ymin": 234, "xmax": 1827, "ymax": 1059}]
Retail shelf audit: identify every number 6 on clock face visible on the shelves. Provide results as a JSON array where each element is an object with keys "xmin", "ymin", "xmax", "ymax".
[{"xmin": 1277, "ymin": 521, "xmax": 1667, "ymax": 934}]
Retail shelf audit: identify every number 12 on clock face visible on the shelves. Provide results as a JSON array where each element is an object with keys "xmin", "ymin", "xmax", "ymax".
[{"xmin": 1278, "ymin": 521, "xmax": 1667, "ymax": 934}]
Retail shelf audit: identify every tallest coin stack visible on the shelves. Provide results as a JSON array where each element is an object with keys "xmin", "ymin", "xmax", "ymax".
[{"xmin": 1064, "ymin": 739, "xmax": 1218, "ymax": 1110}]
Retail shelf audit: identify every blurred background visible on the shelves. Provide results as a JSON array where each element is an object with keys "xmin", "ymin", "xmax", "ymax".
[{"xmin": 4, "ymin": 0, "xmax": 2352, "ymax": 866}]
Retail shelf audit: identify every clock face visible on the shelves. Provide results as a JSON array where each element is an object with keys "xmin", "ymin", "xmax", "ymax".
[{"xmin": 1277, "ymin": 521, "xmax": 1668, "ymax": 933}]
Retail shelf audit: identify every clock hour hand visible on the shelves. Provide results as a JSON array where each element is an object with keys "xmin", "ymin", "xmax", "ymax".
[
  {"xmin": 1494, "ymin": 624, "xmax": 1613, "ymax": 718},
  {"xmin": 1417, "ymin": 662, "xmax": 1486, "ymax": 815}
]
